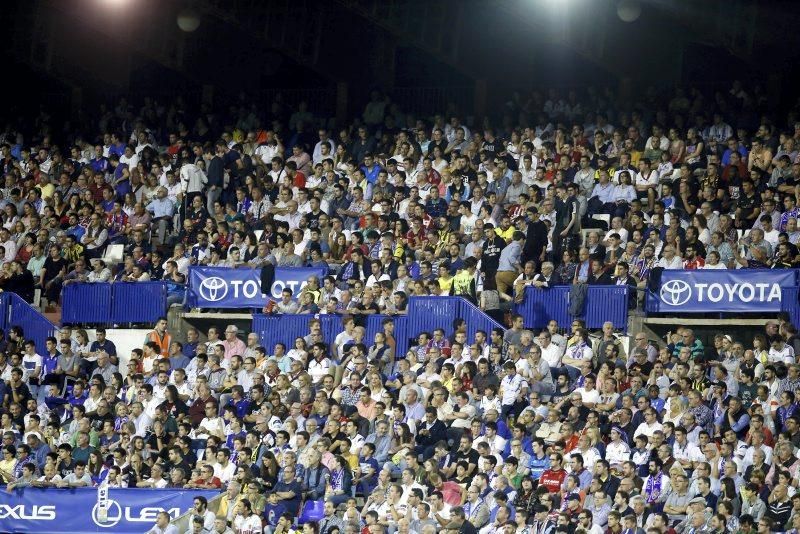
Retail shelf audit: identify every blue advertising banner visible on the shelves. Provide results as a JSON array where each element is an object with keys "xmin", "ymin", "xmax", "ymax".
[
  {"xmin": 653, "ymin": 269, "xmax": 797, "ymax": 313},
  {"xmin": 0, "ymin": 487, "xmax": 219, "ymax": 533},
  {"xmin": 188, "ymin": 266, "xmax": 324, "ymax": 308}
]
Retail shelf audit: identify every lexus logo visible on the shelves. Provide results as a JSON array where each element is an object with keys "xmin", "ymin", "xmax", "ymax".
[
  {"xmin": 92, "ymin": 500, "xmax": 122, "ymax": 528},
  {"xmin": 660, "ymin": 279, "xmax": 692, "ymax": 306},
  {"xmin": 198, "ymin": 276, "xmax": 228, "ymax": 302}
]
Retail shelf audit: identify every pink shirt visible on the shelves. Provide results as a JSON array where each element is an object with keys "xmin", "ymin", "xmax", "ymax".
[{"xmin": 222, "ymin": 338, "xmax": 246, "ymax": 360}]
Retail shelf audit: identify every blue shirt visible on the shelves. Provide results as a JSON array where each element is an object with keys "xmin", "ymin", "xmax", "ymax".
[
  {"xmin": 168, "ymin": 354, "xmax": 190, "ymax": 371},
  {"xmin": 263, "ymin": 502, "xmax": 287, "ymax": 526},
  {"xmin": 361, "ymin": 164, "xmax": 382, "ymax": 184},
  {"xmin": 90, "ymin": 340, "xmax": 117, "ymax": 357},
  {"xmin": 182, "ymin": 342, "xmax": 198, "ymax": 359},
  {"xmin": 228, "ymin": 397, "xmax": 251, "ymax": 419},
  {"xmin": 273, "ymin": 479, "xmax": 302, "ymax": 514},
  {"xmin": 42, "ymin": 352, "xmax": 60, "ymax": 375},
  {"xmin": 109, "ymin": 143, "xmax": 126, "ymax": 157},
  {"xmin": 68, "ymin": 391, "xmax": 87, "ymax": 405},
  {"xmin": 497, "ymin": 240, "xmax": 522, "ymax": 272},
  {"xmin": 146, "ymin": 197, "xmax": 175, "ymax": 218},
  {"xmin": 590, "ymin": 182, "xmax": 615, "ymax": 204},
  {"xmin": 528, "ymin": 453, "xmax": 550, "ymax": 480},
  {"xmin": 90, "ymin": 157, "xmax": 109, "ymax": 173}
]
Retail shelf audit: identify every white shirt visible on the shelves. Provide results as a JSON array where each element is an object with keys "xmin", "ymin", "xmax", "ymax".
[
  {"xmin": 232, "ymin": 513, "xmax": 262, "ymax": 534},
  {"xmin": 768, "ymin": 345, "xmax": 795, "ymax": 364},
  {"xmin": 254, "ymin": 144, "xmax": 280, "ymax": 165},
  {"xmin": 672, "ymin": 440, "xmax": 704, "ymax": 464},
  {"xmin": 655, "ymin": 256, "xmax": 683, "ymax": 269},
  {"xmin": 574, "ymin": 387, "xmax": 600, "ymax": 405},
  {"xmin": 540, "ymin": 343, "xmax": 564, "ymax": 368},
  {"xmin": 635, "ymin": 170, "xmax": 659, "ymax": 188},
  {"xmin": 743, "ymin": 443, "xmax": 773, "ymax": 468},
  {"xmin": 21, "ymin": 353, "xmax": 42, "ymax": 382},
  {"xmin": 606, "ymin": 441, "xmax": 631, "ymax": 466},
  {"xmin": 120, "ymin": 153, "xmax": 139, "ymax": 169},
  {"xmin": 308, "ymin": 358, "xmax": 332, "ymax": 384},
  {"xmin": 214, "ymin": 461, "xmax": 236, "ymax": 484},
  {"xmin": 196, "ymin": 416, "xmax": 224, "ymax": 439},
  {"xmin": 633, "ymin": 421, "xmax": 664, "ymax": 439},
  {"xmin": 500, "ymin": 374, "xmax": 527, "ymax": 406}
]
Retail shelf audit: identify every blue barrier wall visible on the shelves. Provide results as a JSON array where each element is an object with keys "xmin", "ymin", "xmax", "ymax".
[
  {"xmin": 460, "ymin": 299, "xmax": 506, "ymax": 341},
  {"xmin": 252, "ymin": 298, "xmax": 495, "ymax": 362},
  {"xmin": 62, "ymin": 283, "xmax": 112, "ymax": 325},
  {"xmin": 252, "ymin": 314, "xmax": 318, "ymax": 353},
  {"xmin": 0, "ymin": 487, "xmax": 219, "ymax": 533},
  {"xmin": 6, "ymin": 293, "xmax": 58, "ymax": 354},
  {"xmin": 406, "ymin": 297, "xmax": 462, "ymax": 339},
  {"xmin": 0, "ymin": 293, "xmax": 8, "ymax": 332},
  {"xmin": 782, "ymin": 287, "xmax": 800, "ymax": 330},
  {"xmin": 585, "ymin": 286, "xmax": 629, "ymax": 329},
  {"xmin": 111, "ymin": 282, "xmax": 167, "ymax": 324},
  {"xmin": 515, "ymin": 285, "xmax": 629, "ymax": 332},
  {"xmin": 516, "ymin": 286, "xmax": 571, "ymax": 330},
  {"xmin": 60, "ymin": 282, "xmax": 169, "ymax": 325}
]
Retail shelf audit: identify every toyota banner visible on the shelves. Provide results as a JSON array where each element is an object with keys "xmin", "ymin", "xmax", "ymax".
[
  {"xmin": 651, "ymin": 269, "xmax": 797, "ymax": 313},
  {"xmin": 0, "ymin": 487, "xmax": 218, "ymax": 533},
  {"xmin": 188, "ymin": 266, "xmax": 325, "ymax": 308}
]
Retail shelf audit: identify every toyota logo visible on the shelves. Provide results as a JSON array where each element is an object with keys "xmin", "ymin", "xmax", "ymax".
[
  {"xmin": 92, "ymin": 500, "xmax": 122, "ymax": 528},
  {"xmin": 660, "ymin": 279, "xmax": 692, "ymax": 306},
  {"xmin": 198, "ymin": 276, "xmax": 228, "ymax": 302}
]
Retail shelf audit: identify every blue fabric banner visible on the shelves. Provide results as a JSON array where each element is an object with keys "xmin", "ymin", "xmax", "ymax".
[
  {"xmin": 0, "ymin": 487, "xmax": 218, "ymax": 533},
  {"xmin": 652, "ymin": 269, "xmax": 797, "ymax": 313},
  {"xmin": 188, "ymin": 266, "xmax": 324, "ymax": 308}
]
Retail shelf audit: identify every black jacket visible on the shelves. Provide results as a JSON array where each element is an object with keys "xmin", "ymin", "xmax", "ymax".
[{"xmin": 523, "ymin": 220, "xmax": 548, "ymax": 265}]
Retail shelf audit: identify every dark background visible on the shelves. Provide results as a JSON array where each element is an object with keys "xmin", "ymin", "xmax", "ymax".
[{"xmin": 4, "ymin": 0, "xmax": 800, "ymax": 130}]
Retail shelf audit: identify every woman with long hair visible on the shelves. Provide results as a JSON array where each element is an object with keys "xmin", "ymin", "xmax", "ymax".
[
  {"xmin": 51, "ymin": 191, "xmax": 68, "ymax": 220},
  {"xmin": 159, "ymin": 384, "xmax": 189, "ymax": 420},
  {"xmin": 685, "ymin": 128, "xmax": 705, "ymax": 171},
  {"xmin": 287, "ymin": 337, "xmax": 309, "ymax": 366},
  {"xmin": 259, "ymin": 451, "xmax": 278, "ymax": 490},
  {"xmin": 87, "ymin": 450, "xmax": 104, "ymax": 480},
  {"xmin": 326, "ymin": 455, "xmax": 353, "ymax": 506},
  {"xmin": 241, "ymin": 231, "xmax": 259, "ymax": 263},
  {"xmin": 668, "ymin": 127, "xmax": 686, "ymax": 164},
  {"xmin": 81, "ymin": 212, "xmax": 108, "ymax": 259},
  {"xmin": 513, "ymin": 476, "xmax": 538, "ymax": 517},
  {"xmin": 556, "ymin": 249, "xmax": 578, "ymax": 284},
  {"xmin": 384, "ymin": 422, "xmax": 414, "ymax": 476}
]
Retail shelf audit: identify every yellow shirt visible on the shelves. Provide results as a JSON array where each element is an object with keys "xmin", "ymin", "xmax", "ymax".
[
  {"xmin": 342, "ymin": 452, "xmax": 359, "ymax": 471},
  {"xmin": 438, "ymin": 275, "xmax": 453, "ymax": 292},
  {"xmin": 442, "ymin": 376, "xmax": 454, "ymax": 393},
  {"xmin": 629, "ymin": 150, "xmax": 643, "ymax": 167},
  {"xmin": 39, "ymin": 183, "xmax": 55, "ymax": 199},
  {"xmin": 495, "ymin": 226, "xmax": 515, "ymax": 243}
]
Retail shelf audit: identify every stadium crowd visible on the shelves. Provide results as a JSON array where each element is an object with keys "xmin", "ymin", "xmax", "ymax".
[{"xmin": 0, "ymin": 82, "xmax": 800, "ymax": 533}]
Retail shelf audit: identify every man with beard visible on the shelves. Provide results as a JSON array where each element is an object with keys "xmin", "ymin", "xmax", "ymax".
[{"xmin": 641, "ymin": 458, "xmax": 671, "ymax": 508}]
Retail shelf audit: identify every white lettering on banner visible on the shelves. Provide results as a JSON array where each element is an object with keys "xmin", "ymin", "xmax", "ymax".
[
  {"xmin": 230, "ymin": 280, "xmax": 261, "ymax": 299},
  {"xmin": 693, "ymin": 283, "xmax": 781, "ymax": 303},
  {"xmin": 92, "ymin": 499, "xmax": 182, "ymax": 528},
  {"xmin": 270, "ymin": 280, "xmax": 309, "ymax": 299},
  {"xmin": 0, "ymin": 504, "xmax": 57, "ymax": 520},
  {"xmin": 199, "ymin": 275, "xmax": 309, "ymax": 301}
]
